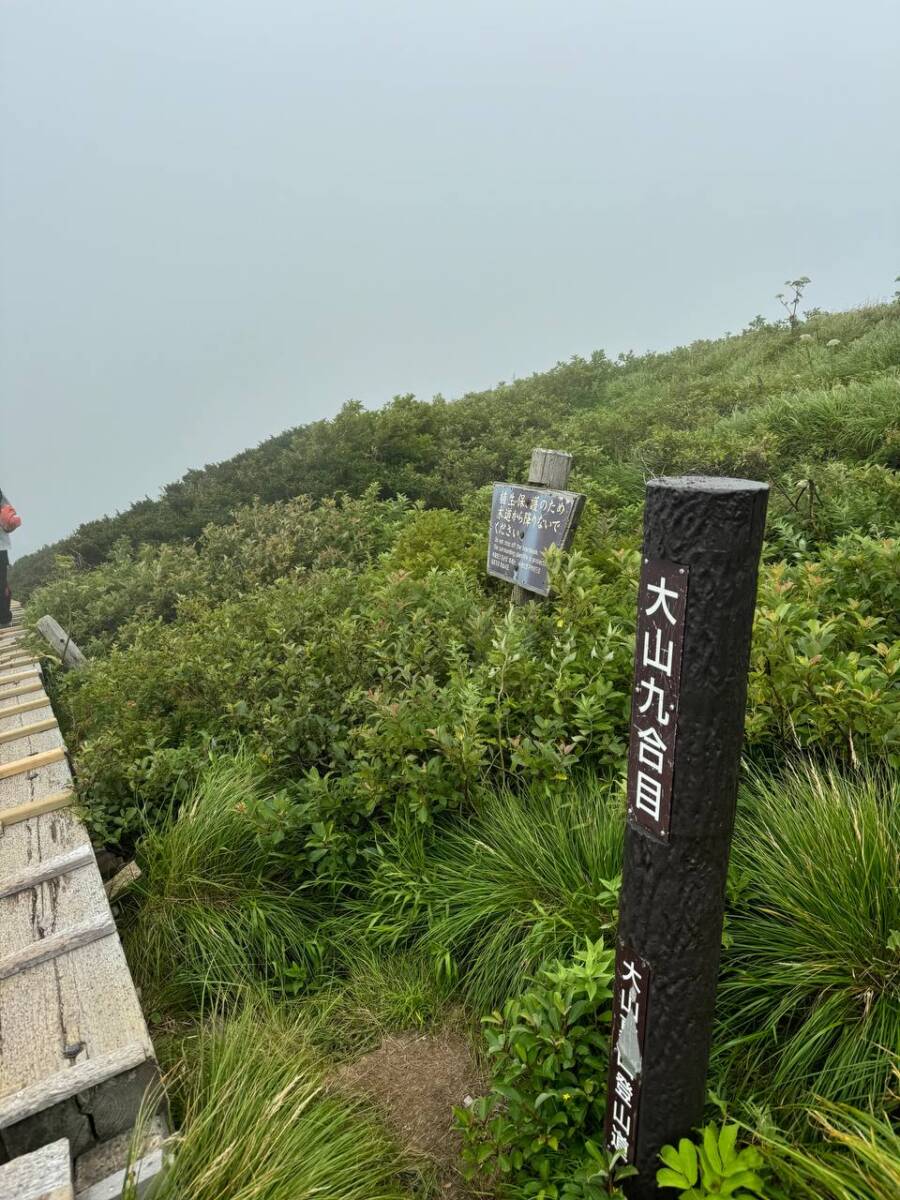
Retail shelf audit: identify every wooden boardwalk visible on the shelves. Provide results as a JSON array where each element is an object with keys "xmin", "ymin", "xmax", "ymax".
[{"xmin": 0, "ymin": 604, "xmax": 159, "ymax": 1193}]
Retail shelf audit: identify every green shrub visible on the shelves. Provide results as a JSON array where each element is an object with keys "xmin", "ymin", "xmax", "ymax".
[
  {"xmin": 456, "ymin": 939, "xmax": 629, "ymax": 1199},
  {"xmin": 25, "ymin": 487, "xmax": 411, "ymax": 655},
  {"xmin": 24, "ymin": 540, "xmax": 200, "ymax": 656},
  {"xmin": 53, "ymin": 515, "xmax": 899, "ymax": 857},
  {"xmin": 747, "ymin": 538, "xmax": 900, "ymax": 764},
  {"xmin": 383, "ymin": 505, "xmax": 484, "ymax": 577},
  {"xmin": 58, "ymin": 544, "xmax": 640, "ymax": 850},
  {"xmin": 765, "ymin": 462, "xmax": 900, "ymax": 548},
  {"xmin": 715, "ymin": 761, "xmax": 900, "ymax": 1114},
  {"xmin": 196, "ymin": 486, "xmax": 411, "ymax": 595}
]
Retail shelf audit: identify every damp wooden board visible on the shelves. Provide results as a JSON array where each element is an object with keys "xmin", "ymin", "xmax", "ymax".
[
  {"xmin": 0, "ymin": 1136, "xmax": 74, "ymax": 1200},
  {"xmin": 0, "ymin": 683, "xmax": 154, "ymax": 1135}
]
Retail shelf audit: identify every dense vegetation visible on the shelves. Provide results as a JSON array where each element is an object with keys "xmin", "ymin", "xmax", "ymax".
[
  {"xmin": 25, "ymin": 298, "xmax": 899, "ymax": 1198},
  {"xmin": 13, "ymin": 302, "xmax": 900, "ymax": 599}
]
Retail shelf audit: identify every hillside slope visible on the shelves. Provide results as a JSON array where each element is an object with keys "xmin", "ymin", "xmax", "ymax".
[
  {"xmin": 18, "ymin": 298, "xmax": 899, "ymax": 1195},
  {"xmin": 13, "ymin": 301, "xmax": 900, "ymax": 597}
]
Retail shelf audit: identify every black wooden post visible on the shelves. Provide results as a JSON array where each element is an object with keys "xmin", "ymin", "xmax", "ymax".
[{"xmin": 606, "ymin": 476, "xmax": 768, "ymax": 1198}]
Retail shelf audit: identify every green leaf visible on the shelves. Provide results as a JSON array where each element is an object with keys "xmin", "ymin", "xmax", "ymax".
[
  {"xmin": 721, "ymin": 1170, "xmax": 765, "ymax": 1195},
  {"xmin": 659, "ymin": 1144, "xmax": 685, "ymax": 1174},
  {"xmin": 718, "ymin": 1123, "xmax": 739, "ymax": 1167},
  {"xmin": 678, "ymin": 1138, "xmax": 699, "ymax": 1186},
  {"xmin": 656, "ymin": 1167, "xmax": 691, "ymax": 1191},
  {"xmin": 703, "ymin": 1124, "xmax": 724, "ymax": 1176}
]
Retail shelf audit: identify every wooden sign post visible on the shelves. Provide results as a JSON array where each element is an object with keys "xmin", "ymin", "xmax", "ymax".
[
  {"xmin": 487, "ymin": 448, "xmax": 585, "ymax": 603},
  {"xmin": 605, "ymin": 476, "xmax": 768, "ymax": 1198}
]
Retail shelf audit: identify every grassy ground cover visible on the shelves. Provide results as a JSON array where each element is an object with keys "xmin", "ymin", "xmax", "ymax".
[{"xmin": 22, "ymin": 298, "xmax": 899, "ymax": 1196}]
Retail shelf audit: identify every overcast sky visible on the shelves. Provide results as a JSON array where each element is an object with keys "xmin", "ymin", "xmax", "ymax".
[{"xmin": 2, "ymin": 1, "xmax": 898, "ymax": 555}]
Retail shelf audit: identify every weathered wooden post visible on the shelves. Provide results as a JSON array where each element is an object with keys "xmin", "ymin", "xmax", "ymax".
[
  {"xmin": 605, "ymin": 476, "xmax": 768, "ymax": 1198},
  {"xmin": 36, "ymin": 615, "xmax": 87, "ymax": 670},
  {"xmin": 511, "ymin": 450, "xmax": 573, "ymax": 604},
  {"xmin": 487, "ymin": 448, "xmax": 585, "ymax": 601}
]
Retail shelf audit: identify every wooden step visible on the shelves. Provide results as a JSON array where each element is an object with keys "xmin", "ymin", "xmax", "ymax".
[
  {"xmin": 0, "ymin": 697, "xmax": 53, "ymax": 720},
  {"xmin": 0, "ymin": 1042, "xmax": 152, "ymax": 1130},
  {"xmin": 0, "ymin": 914, "xmax": 117, "ymax": 982},
  {"xmin": 0, "ymin": 669, "xmax": 41, "ymax": 688},
  {"xmin": 0, "ymin": 718, "xmax": 59, "ymax": 747},
  {"xmin": 0, "ymin": 790, "xmax": 74, "ymax": 830},
  {"xmin": 0, "ymin": 682, "xmax": 46, "ymax": 703},
  {"xmin": 0, "ymin": 845, "xmax": 94, "ymax": 900},
  {"xmin": 0, "ymin": 747, "xmax": 67, "ymax": 781},
  {"xmin": 0, "ymin": 1136, "xmax": 73, "ymax": 1200}
]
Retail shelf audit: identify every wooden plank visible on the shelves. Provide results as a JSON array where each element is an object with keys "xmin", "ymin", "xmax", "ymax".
[
  {"xmin": 0, "ymin": 718, "xmax": 58, "ymax": 746},
  {"xmin": 76, "ymin": 1146, "xmax": 163, "ymax": 1200},
  {"xmin": 0, "ymin": 681, "xmax": 45, "ymax": 703},
  {"xmin": 0, "ymin": 654, "xmax": 35, "ymax": 667},
  {"xmin": 0, "ymin": 845, "xmax": 94, "ymax": 900},
  {"xmin": 0, "ymin": 747, "xmax": 67, "ymax": 781},
  {"xmin": 0, "ymin": 1137, "xmax": 73, "ymax": 1200},
  {"xmin": 0, "ymin": 1042, "xmax": 152, "ymax": 1129},
  {"xmin": 104, "ymin": 861, "xmax": 141, "ymax": 900},
  {"xmin": 0, "ymin": 790, "xmax": 74, "ymax": 829},
  {"xmin": 0, "ymin": 721, "xmax": 61, "ymax": 756},
  {"xmin": 0, "ymin": 653, "xmax": 158, "ymax": 1159},
  {"xmin": 0, "ymin": 914, "xmax": 117, "ymax": 981},
  {"xmin": 36, "ymin": 617, "xmax": 86, "ymax": 671},
  {"xmin": 0, "ymin": 669, "xmax": 41, "ymax": 687},
  {"xmin": 0, "ymin": 697, "xmax": 53, "ymax": 720},
  {"xmin": 0, "ymin": 774, "xmax": 155, "ymax": 1126}
]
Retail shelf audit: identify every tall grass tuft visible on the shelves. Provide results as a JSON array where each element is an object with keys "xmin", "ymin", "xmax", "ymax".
[
  {"xmin": 120, "ymin": 755, "xmax": 322, "ymax": 1013},
  {"xmin": 300, "ymin": 944, "xmax": 458, "ymax": 1057},
  {"xmin": 140, "ymin": 996, "xmax": 411, "ymax": 1200},
  {"xmin": 715, "ymin": 760, "xmax": 899, "ymax": 1114},
  {"xmin": 753, "ymin": 1100, "xmax": 900, "ymax": 1200},
  {"xmin": 426, "ymin": 776, "xmax": 623, "ymax": 1013}
]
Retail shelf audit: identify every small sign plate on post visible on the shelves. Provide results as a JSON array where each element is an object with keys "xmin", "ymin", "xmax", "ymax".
[
  {"xmin": 625, "ymin": 557, "xmax": 689, "ymax": 841},
  {"xmin": 605, "ymin": 943, "xmax": 652, "ymax": 1164},
  {"xmin": 487, "ymin": 483, "xmax": 585, "ymax": 596}
]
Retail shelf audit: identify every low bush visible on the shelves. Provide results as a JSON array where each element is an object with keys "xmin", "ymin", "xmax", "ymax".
[
  {"xmin": 747, "ymin": 536, "xmax": 899, "ymax": 764},
  {"xmin": 456, "ymin": 939, "xmax": 628, "ymax": 1200}
]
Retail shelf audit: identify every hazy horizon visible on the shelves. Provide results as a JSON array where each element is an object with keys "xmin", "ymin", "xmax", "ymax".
[{"xmin": 2, "ymin": 0, "xmax": 898, "ymax": 556}]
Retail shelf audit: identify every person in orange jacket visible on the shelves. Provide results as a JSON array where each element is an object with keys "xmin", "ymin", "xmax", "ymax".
[{"xmin": 0, "ymin": 484, "xmax": 15, "ymax": 627}]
